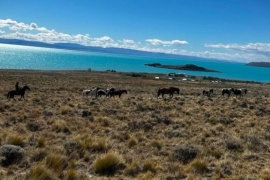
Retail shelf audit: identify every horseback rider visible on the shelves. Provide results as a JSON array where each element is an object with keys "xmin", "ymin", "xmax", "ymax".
[{"xmin": 15, "ymin": 82, "xmax": 19, "ymax": 92}]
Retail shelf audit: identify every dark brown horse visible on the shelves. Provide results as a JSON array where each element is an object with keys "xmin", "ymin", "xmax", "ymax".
[
  {"xmin": 109, "ymin": 90, "xmax": 127, "ymax": 98},
  {"xmin": 202, "ymin": 89, "xmax": 214, "ymax": 97},
  {"xmin": 222, "ymin": 88, "xmax": 232, "ymax": 97},
  {"xmin": 157, "ymin": 87, "xmax": 179, "ymax": 98}
]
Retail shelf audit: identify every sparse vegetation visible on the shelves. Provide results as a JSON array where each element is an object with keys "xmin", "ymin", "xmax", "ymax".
[{"xmin": 0, "ymin": 69, "xmax": 270, "ymax": 179}]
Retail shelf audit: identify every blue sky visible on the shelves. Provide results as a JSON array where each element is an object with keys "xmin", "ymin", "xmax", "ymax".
[{"xmin": 1, "ymin": 0, "xmax": 270, "ymax": 62}]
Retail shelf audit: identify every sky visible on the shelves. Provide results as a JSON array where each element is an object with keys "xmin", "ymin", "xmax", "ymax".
[{"xmin": 0, "ymin": 0, "xmax": 270, "ymax": 62}]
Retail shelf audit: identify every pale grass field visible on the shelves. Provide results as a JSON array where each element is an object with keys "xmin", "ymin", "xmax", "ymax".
[{"xmin": 0, "ymin": 69, "xmax": 270, "ymax": 180}]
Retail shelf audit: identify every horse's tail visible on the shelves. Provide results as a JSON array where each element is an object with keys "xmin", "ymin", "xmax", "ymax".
[
  {"xmin": 5, "ymin": 92, "xmax": 9, "ymax": 99},
  {"xmin": 157, "ymin": 89, "xmax": 161, "ymax": 98}
]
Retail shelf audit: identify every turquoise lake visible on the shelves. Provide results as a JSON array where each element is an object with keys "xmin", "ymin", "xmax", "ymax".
[{"xmin": 0, "ymin": 44, "xmax": 269, "ymax": 82}]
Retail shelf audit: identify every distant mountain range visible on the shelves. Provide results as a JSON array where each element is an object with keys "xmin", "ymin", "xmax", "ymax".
[
  {"xmin": 0, "ymin": 38, "xmax": 210, "ymax": 61},
  {"xmin": 246, "ymin": 62, "xmax": 270, "ymax": 68}
]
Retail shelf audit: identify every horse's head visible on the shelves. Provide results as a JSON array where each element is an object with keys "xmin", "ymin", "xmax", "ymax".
[
  {"xmin": 23, "ymin": 84, "xmax": 31, "ymax": 91},
  {"xmin": 124, "ymin": 90, "xmax": 127, "ymax": 94},
  {"xmin": 171, "ymin": 87, "xmax": 180, "ymax": 94}
]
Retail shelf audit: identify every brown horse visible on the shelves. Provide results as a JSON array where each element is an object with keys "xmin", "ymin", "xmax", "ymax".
[
  {"xmin": 157, "ymin": 87, "xmax": 179, "ymax": 98},
  {"xmin": 109, "ymin": 89, "xmax": 127, "ymax": 98},
  {"xmin": 202, "ymin": 89, "xmax": 214, "ymax": 97}
]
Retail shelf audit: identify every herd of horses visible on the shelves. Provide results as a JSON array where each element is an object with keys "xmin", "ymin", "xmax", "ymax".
[
  {"xmin": 82, "ymin": 88, "xmax": 127, "ymax": 98},
  {"xmin": 5, "ymin": 83, "xmax": 248, "ymax": 100},
  {"xmin": 82, "ymin": 86, "xmax": 247, "ymax": 99},
  {"xmin": 203, "ymin": 88, "xmax": 248, "ymax": 97}
]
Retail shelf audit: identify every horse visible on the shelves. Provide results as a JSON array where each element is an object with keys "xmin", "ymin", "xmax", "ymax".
[
  {"xmin": 222, "ymin": 88, "xmax": 232, "ymax": 97},
  {"xmin": 97, "ymin": 88, "xmax": 115, "ymax": 97},
  {"xmin": 202, "ymin": 89, "xmax": 214, "ymax": 97},
  {"xmin": 240, "ymin": 88, "xmax": 248, "ymax": 95},
  {"xmin": 231, "ymin": 88, "xmax": 242, "ymax": 97},
  {"xmin": 82, "ymin": 87, "xmax": 99, "ymax": 97},
  {"xmin": 108, "ymin": 89, "xmax": 127, "ymax": 98},
  {"xmin": 232, "ymin": 88, "xmax": 247, "ymax": 97},
  {"xmin": 6, "ymin": 85, "xmax": 31, "ymax": 100},
  {"xmin": 157, "ymin": 87, "xmax": 180, "ymax": 98}
]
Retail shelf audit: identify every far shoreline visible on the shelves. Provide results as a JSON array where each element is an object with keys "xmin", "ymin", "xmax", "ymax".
[{"xmin": 0, "ymin": 68, "xmax": 265, "ymax": 84}]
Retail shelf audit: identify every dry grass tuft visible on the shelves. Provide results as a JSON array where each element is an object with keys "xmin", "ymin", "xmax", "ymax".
[
  {"xmin": 7, "ymin": 135, "xmax": 25, "ymax": 147},
  {"xmin": 93, "ymin": 151, "xmax": 126, "ymax": 175},
  {"xmin": 37, "ymin": 137, "xmax": 46, "ymax": 147},
  {"xmin": 142, "ymin": 160, "xmax": 157, "ymax": 173},
  {"xmin": 66, "ymin": 169, "xmax": 78, "ymax": 180},
  {"xmin": 91, "ymin": 137, "xmax": 110, "ymax": 153},
  {"xmin": 45, "ymin": 154, "xmax": 67, "ymax": 176},
  {"xmin": 260, "ymin": 169, "xmax": 270, "ymax": 180},
  {"xmin": 60, "ymin": 106, "xmax": 72, "ymax": 115},
  {"xmin": 124, "ymin": 160, "xmax": 141, "ymax": 177},
  {"xmin": 128, "ymin": 136, "xmax": 138, "ymax": 148},
  {"xmin": 191, "ymin": 159, "xmax": 208, "ymax": 174},
  {"xmin": 52, "ymin": 120, "xmax": 71, "ymax": 134},
  {"xmin": 29, "ymin": 165, "xmax": 57, "ymax": 180},
  {"xmin": 30, "ymin": 150, "xmax": 47, "ymax": 162}
]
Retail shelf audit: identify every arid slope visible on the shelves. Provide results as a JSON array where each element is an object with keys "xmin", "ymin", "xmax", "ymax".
[{"xmin": 0, "ymin": 70, "xmax": 270, "ymax": 179}]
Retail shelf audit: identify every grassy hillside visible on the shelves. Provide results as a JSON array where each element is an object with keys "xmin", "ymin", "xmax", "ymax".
[{"xmin": 0, "ymin": 70, "xmax": 270, "ymax": 179}]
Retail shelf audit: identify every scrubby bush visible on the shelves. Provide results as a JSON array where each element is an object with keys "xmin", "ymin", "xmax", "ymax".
[
  {"xmin": 173, "ymin": 143, "xmax": 199, "ymax": 164},
  {"xmin": 30, "ymin": 150, "xmax": 47, "ymax": 162},
  {"xmin": 226, "ymin": 139, "xmax": 243, "ymax": 152},
  {"xmin": 151, "ymin": 140, "xmax": 162, "ymax": 150},
  {"xmin": 26, "ymin": 120, "xmax": 41, "ymax": 132}
]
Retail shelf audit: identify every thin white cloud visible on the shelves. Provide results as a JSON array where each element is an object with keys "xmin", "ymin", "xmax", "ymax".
[
  {"xmin": 89, "ymin": 36, "xmax": 119, "ymax": 48},
  {"xmin": 205, "ymin": 43, "xmax": 270, "ymax": 52},
  {"xmin": 146, "ymin": 38, "xmax": 188, "ymax": 46},
  {"xmin": 121, "ymin": 39, "xmax": 136, "ymax": 44}
]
